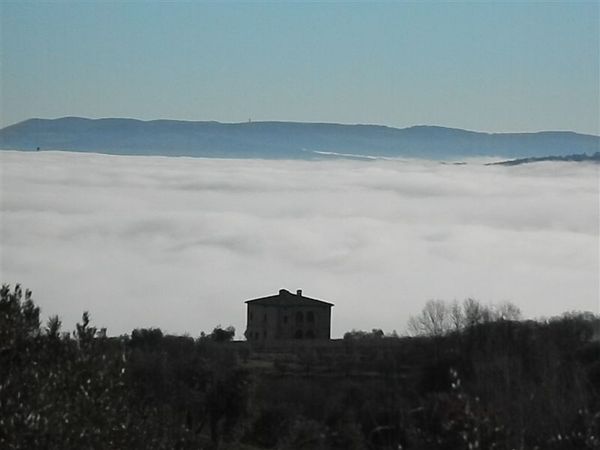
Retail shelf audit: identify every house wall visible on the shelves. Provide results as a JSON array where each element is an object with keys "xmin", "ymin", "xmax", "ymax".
[{"xmin": 246, "ymin": 303, "xmax": 331, "ymax": 341}]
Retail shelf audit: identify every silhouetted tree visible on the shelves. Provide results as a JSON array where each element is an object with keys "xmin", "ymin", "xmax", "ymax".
[
  {"xmin": 343, "ymin": 328, "xmax": 385, "ymax": 340},
  {"xmin": 208, "ymin": 325, "xmax": 235, "ymax": 342}
]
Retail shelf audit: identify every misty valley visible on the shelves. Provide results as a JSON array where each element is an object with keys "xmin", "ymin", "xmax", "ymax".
[{"xmin": 1, "ymin": 150, "xmax": 599, "ymax": 449}]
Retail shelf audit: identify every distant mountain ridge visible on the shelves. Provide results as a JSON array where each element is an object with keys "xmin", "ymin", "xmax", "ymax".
[
  {"xmin": 487, "ymin": 152, "xmax": 600, "ymax": 166},
  {"xmin": 1, "ymin": 117, "xmax": 598, "ymax": 159}
]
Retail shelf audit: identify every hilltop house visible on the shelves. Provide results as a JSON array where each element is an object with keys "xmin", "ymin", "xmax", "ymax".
[{"xmin": 245, "ymin": 289, "xmax": 333, "ymax": 342}]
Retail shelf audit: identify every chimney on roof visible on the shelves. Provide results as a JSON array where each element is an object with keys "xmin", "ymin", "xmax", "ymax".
[
  {"xmin": 279, "ymin": 289, "xmax": 288, "ymax": 295},
  {"xmin": 296, "ymin": 289, "xmax": 302, "ymax": 296}
]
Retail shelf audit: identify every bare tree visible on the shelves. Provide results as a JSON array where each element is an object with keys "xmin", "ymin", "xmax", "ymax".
[
  {"xmin": 408, "ymin": 298, "xmax": 524, "ymax": 336},
  {"xmin": 450, "ymin": 300, "xmax": 464, "ymax": 332},
  {"xmin": 463, "ymin": 298, "xmax": 486, "ymax": 327},
  {"xmin": 495, "ymin": 301, "xmax": 522, "ymax": 321},
  {"xmin": 407, "ymin": 299, "xmax": 450, "ymax": 337}
]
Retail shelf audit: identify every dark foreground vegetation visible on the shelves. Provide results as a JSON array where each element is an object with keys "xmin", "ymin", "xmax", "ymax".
[{"xmin": 1, "ymin": 284, "xmax": 599, "ymax": 449}]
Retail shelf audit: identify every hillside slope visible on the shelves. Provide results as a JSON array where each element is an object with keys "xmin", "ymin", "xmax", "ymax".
[{"xmin": 1, "ymin": 117, "xmax": 598, "ymax": 159}]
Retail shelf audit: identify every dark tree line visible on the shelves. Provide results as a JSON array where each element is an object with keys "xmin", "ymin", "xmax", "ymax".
[
  {"xmin": 1, "ymin": 284, "xmax": 599, "ymax": 449},
  {"xmin": 407, "ymin": 298, "xmax": 522, "ymax": 337},
  {"xmin": 0, "ymin": 284, "xmax": 247, "ymax": 449}
]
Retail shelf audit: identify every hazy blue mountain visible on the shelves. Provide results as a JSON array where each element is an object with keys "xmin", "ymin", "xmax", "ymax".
[{"xmin": 1, "ymin": 117, "xmax": 598, "ymax": 159}]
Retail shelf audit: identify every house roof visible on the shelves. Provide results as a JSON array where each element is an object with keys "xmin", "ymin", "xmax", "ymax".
[{"xmin": 245, "ymin": 289, "xmax": 334, "ymax": 307}]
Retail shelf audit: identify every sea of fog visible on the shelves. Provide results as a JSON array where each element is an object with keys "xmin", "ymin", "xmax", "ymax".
[{"xmin": 0, "ymin": 150, "xmax": 597, "ymax": 338}]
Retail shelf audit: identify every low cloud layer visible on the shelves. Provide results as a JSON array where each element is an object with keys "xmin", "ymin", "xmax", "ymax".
[{"xmin": 1, "ymin": 151, "xmax": 597, "ymax": 337}]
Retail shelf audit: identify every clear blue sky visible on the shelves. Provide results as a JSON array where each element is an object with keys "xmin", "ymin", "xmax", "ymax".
[{"xmin": 1, "ymin": 1, "xmax": 598, "ymax": 134}]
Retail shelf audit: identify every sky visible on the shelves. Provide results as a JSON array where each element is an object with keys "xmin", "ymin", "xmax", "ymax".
[
  {"xmin": 1, "ymin": 151, "xmax": 597, "ymax": 337},
  {"xmin": 1, "ymin": 1, "xmax": 599, "ymax": 134}
]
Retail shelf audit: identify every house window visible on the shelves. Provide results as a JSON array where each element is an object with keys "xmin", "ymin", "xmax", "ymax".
[
  {"xmin": 295, "ymin": 312, "xmax": 304, "ymax": 324},
  {"xmin": 294, "ymin": 329, "xmax": 303, "ymax": 339},
  {"xmin": 307, "ymin": 311, "xmax": 315, "ymax": 323}
]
